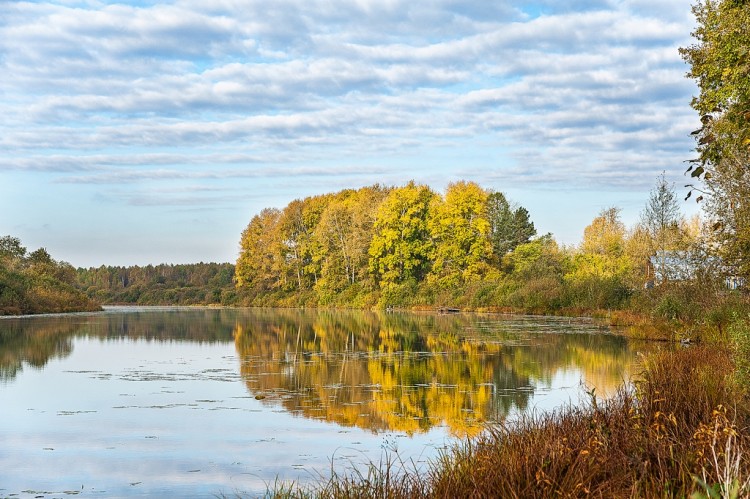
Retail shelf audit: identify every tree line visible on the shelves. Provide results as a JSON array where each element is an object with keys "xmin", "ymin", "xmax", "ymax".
[
  {"xmin": 75, "ymin": 262, "xmax": 236, "ymax": 306},
  {"xmin": 235, "ymin": 181, "xmax": 535, "ymax": 307},
  {"xmin": 234, "ymin": 177, "xmax": 716, "ymax": 314}
]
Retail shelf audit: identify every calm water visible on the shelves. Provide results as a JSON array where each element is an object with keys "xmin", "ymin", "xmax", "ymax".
[{"xmin": 1, "ymin": 307, "xmax": 647, "ymax": 497}]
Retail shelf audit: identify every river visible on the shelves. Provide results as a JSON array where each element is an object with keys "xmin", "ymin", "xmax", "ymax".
[{"xmin": 0, "ymin": 307, "xmax": 649, "ymax": 497}]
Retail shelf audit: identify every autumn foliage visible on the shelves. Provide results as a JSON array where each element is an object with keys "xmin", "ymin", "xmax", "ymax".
[
  {"xmin": 235, "ymin": 181, "xmax": 537, "ymax": 308},
  {"xmin": 234, "ymin": 180, "xmax": 713, "ymax": 319}
]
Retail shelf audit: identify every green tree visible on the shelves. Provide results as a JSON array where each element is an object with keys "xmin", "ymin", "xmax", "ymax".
[
  {"xmin": 566, "ymin": 208, "xmax": 634, "ymax": 308},
  {"xmin": 0, "ymin": 236, "xmax": 27, "ymax": 269},
  {"xmin": 503, "ymin": 235, "xmax": 565, "ymax": 280},
  {"xmin": 485, "ymin": 192, "xmax": 536, "ymax": 259},
  {"xmin": 680, "ymin": 0, "xmax": 750, "ymax": 280},
  {"xmin": 500, "ymin": 235, "xmax": 567, "ymax": 311},
  {"xmin": 1, "ymin": 235, "xmax": 99, "ymax": 315},
  {"xmin": 680, "ymin": 0, "xmax": 750, "ymax": 171},
  {"xmin": 27, "ymin": 248, "xmax": 56, "ymax": 277}
]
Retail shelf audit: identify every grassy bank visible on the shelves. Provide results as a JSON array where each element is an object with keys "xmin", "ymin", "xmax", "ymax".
[{"xmin": 265, "ymin": 317, "xmax": 750, "ymax": 498}]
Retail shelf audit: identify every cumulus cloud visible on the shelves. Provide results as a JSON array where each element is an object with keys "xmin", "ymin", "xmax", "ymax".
[{"xmin": 0, "ymin": 0, "xmax": 703, "ymax": 262}]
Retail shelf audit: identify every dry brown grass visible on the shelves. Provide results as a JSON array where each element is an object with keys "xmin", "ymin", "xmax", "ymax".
[{"xmin": 269, "ymin": 346, "xmax": 750, "ymax": 499}]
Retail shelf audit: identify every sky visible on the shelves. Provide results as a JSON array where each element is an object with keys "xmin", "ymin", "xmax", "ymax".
[{"xmin": 1, "ymin": 0, "xmax": 702, "ymax": 267}]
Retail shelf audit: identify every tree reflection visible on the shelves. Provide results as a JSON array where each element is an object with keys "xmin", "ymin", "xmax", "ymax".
[
  {"xmin": 0, "ymin": 308, "xmax": 239, "ymax": 381},
  {"xmin": 234, "ymin": 310, "xmax": 638, "ymax": 436},
  {"xmin": 0, "ymin": 319, "xmax": 75, "ymax": 381},
  {"xmin": 0, "ymin": 308, "xmax": 642, "ymax": 433}
]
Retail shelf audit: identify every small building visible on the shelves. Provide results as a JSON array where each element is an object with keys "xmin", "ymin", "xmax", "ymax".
[
  {"xmin": 727, "ymin": 275, "xmax": 746, "ymax": 290},
  {"xmin": 648, "ymin": 250, "xmax": 745, "ymax": 289},
  {"xmin": 649, "ymin": 250, "xmax": 696, "ymax": 283}
]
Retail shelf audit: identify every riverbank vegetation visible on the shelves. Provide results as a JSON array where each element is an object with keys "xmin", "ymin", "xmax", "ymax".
[
  {"xmin": 0, "ymin": 235, "xmax": 99, "ymax": 315},
  {"xmin": 231, "ymin": 175, "xmax": 750, "ymax": 496},
  {"xmin": 234, "ymin": 175, "xmax": 748, "ymax": 342}
]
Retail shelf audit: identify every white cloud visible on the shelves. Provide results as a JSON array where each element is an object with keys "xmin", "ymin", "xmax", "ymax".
[{"xmin": 0, "ymin": 0, "xmax": 703, "ymax": 262}]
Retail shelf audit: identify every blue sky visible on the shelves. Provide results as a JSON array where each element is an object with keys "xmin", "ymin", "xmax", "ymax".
[{"xmin": 1, "ymin": 0, "xmax": 700, "ymax": 267}]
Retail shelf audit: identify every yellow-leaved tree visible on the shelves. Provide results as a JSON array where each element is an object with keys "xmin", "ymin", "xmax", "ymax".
[
  {"xmin": 369, "ymin": 181, "xmax": 437, "ymax": 291},
  {"xmin": 566, "ymin": 207, "xmax": 634, "ymax": 308},
  {"xmin": 235, "ymin": 207, "xmax": 283, "ymax": 293},
  {"xmin": 427, "ymin": 181, "xmax": 496, "ymax": 289}
]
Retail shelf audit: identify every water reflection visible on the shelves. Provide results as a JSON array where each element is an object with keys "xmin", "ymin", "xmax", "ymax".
[
  {"xmin": 1, "ymin": 308, "xmax": 642, "ymax": 436},
  {"xmin": 0, "ymin": 307, "xmax": 238, "ymax": 381},
  {"xmin": 0, "ymin": 308, "xmax": 652, "ymax": 497},
  {"xmin": 0, "ymin": 319, "xmax": 75, "ymax": 381},
  {"xmin": 233, "ymin": 309, "xmax": 637, "ymax": 436}
]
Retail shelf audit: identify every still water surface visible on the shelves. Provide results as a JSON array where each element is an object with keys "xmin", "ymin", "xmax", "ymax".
[{"xmin": 1, "ymin": 307, "xmax": 647, "ymax": 497}]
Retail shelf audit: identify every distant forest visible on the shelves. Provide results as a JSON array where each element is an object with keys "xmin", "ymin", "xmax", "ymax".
[{"xmin": 75, "ymin": 263, "xmax": 236, "ymax": 306}]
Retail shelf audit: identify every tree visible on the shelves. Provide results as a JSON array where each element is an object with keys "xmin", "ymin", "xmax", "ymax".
[
  {"xmin": 427, "ymin": 181, "xmax": 494, "ymax": 288},
  {"xmin": 503, "ymin": 235, "xmax": 564, "ymax": 280},
  {"xmin": 580, "ymin": 207, "xmax": 627, "ymax": 257},
  {"xmin": 566, "ymin": 208, "xmax": 634, "ymax": 308},
  {"xmin": 0, "ymin": 236, "xmax": 27, "ymax": 269},
  {"xmin": 314, "ymin": 190, "xmax": 357, "ymax": 296},
  {"xmin": 703, "ymin": 148, "xmax": 750, "ymax": 279},
  {"xmin": 624, "ymin": 225, "xmax": 654, "ymax": 285},
  {"xmin": 27, "ymin": 248, "xmax": 57, "ymax": 277},
  {"xmin": 680, "ymin": 0, "xmax": 750, "ymax": 172},
  {"xmin": 235, "ymin": 208, "xmax": 282, "ymax": 291},
  {"xmin": 277, "ymin": 199, "xmax": 315, "ymax": 290},
  {"xmin": 571, "ymin": 207, "xmax": 633, "ymax": 284},
  {"xmin": 485, "ymin": 192, "xmax": 536, "ymax": 259},
  {"xmin": 680, "ymin": 0, "xmax": 750, "ymax": 280},
  {"xmin": 313, "ymin": 186, "xmax": 389, "ymax": 299},
  {"xmin": 369, "ymin": 182, "xmax": 436, "ymax": 289},
  {"xmin": 640, "ymin": 172, "xmax": 684, "ymax": 283}
]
